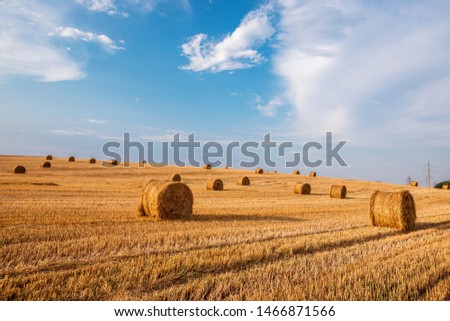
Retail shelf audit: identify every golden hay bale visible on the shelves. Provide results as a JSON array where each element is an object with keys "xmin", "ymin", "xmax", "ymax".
[
  {"xmin": 255, "ymin": 168, "xmax": 264, "ymax": 174},
  {"xmin": 68, "ymin": 156, "xmax": 75, "ymax": 162},
  {"xmin": 206, "ymin": 179, "xmax": 223, "ymax": 191},
  {"xmin": 273, "ymin": 170, "xmax": 278, "ymax": 173},
  {"xmin": 111, "ymin": 159, "xmax": 118, "ymax": 166},
  {"xmin": 224, "ymin": 166, "xmax": 229, "ymax": 169},
  {"xmin": 142, "ymin": 160, "xmax": 147, "ymax": 164},
  {"xmin": 443, "ymin": 184, "xmax": 449, "ymax": 190},
  {"xmin": 237, "ymin": 176, "xmax": 250, "ymax": 186},
  {"xmin": 293, "ymin": 170, "xmax": 300, "ymax": 175},
  {"xmin": 89, "ymin": 158, "xmax": 96, "ymax": 164},
  {"xmin": 168, "ymin": 174, "xmax": 181, "ymax": 182},
  {"xmin": 330, "ymin": 185, "xmax": 346, "ymax": 199},
  {"xmin": 309, "ymin": 171, "xmax": 316, "ymax": 177},
  {"xmin": 46, "ymin": 155, "xmax": 53, "ymax": 160},
  {"xmin": 294, "ymin": 183, "xmax": 311, "ymax": 195},
  {"xmin": 409, "ymin": 181, "xmax": 418, "ymax": 187},
  {"xmin": 369, "ymin": 190, "xmax": 416, "ymax": 231},
  {"xmin": 137, "ymin": 180, "xmax": 193, "ymax": 220},
  {"xmin": 203, "ymin": 164, "xmax": 211, "ymax": 169},
  {"xmin": 13, "ymin": 165, "xmax": 26, "ymax": 174},
  {"xmin": 41, "ymin": 161, "xmax": 51, "ymax": 168}
]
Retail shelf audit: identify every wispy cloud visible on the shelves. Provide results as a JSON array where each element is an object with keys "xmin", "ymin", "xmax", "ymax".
[
  {"xmin": 75, "ymin": 0, "xmax": 119, "ymax": 15},
  {"xmin": 255, "ymin": 97, "xmax": 283, "ymax": 118},
  {"xmin": 180, "ymin": 2, "xmax": 275, "ymax": 73},
  {"xmin": 273, "ymin": 0, "xmax": 450, "ymax": 147},
  {"xmin": 51, "ymin": 129, "xmax": 95, "ymax": 136},
  {"xmin": 76, "ymin": 0, "xmax": 191, "ymax": 16},
  {"xmin": 86, "ymin": 118, "xmax": 110, "ymax": 125},
  {"xmin": 51, "ymin": 27, "xmax": 125, "ymax": 52},
  {"xmin": 0, "ymin": 0, "xmax": 85, "ymax": 82}
]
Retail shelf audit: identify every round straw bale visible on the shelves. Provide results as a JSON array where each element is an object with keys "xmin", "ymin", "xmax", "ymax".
[
  {"xmin": 224, "ymin": 166, "xmax": 229, "ymax": 169},
  {"xmin": 369, "ymin": 190, "xmax": 416, "ymax": 231},
  {"xmin": 137, "ymin": 180, "xmax": 193, "ymax": 220},
  {"xmin": 13, "ymin": 165, "xmax": 26, "ymax": 174},
  {"xmin": 409, "ymin": 181, "xmax": 418, "ymax": 187},
  {"xmin": 46, "ymin": 155, "xmax": 53, "ymax": 160},
  {"xmin": 203, "ymin": 164, "xmax": 211, "ymax": 169},
  {"xmin": 142, "ymin": 160, "xmax": 147, "ymax": 164},
  {"xmin": 41, "ymin": 161, "xmax": 51, "ymax": 168},
  {"xmin": 68, "ymin": 156, "xmax": 75, "ymax": 162},
  {"xmin": 294, "ymin": 183, "xmax": 311, "ymax": 195},
  {"xmin": 293, "ymin": 170, "xmax": 300, "ymax": 175},
  {"xmin": 442, "ymin": 184, "xmax": 449, "ymax": 190},
  {"xmin": 110, "ymin": 159, "xmax": 118, "ymax": 166},
  {"xmin": 273, "ymin": 170, "xmax": 278, "ymax": 173},
  {"xmin": 168, "ymin": 174, "xmax": 181, "ymax": 182},
  {"xmin": 237, "ymin": 176, "xmax": 250, "ymax": 186},
  {"xmin": 309, "ymin": 171, "xmax": 316, "ymax": 177},
  {"xmin": 89, "ymin": 158, "xmax": 96, "ymax": 164},
  {"xmin": 330, "ymin": 185, "xmax": 346, "ymax": 199},
  {"xmin": 206, "ymin": 179, "xmax": 223, "ymax": 191},
  {"xmin": 255, "ymin": 168, "xmax": 264, "ymax": 174}
]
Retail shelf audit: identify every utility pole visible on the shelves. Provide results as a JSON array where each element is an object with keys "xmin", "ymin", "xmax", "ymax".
[{"xmin": 406, "ymin": 175, "xmax": 412, "ymax": 185}]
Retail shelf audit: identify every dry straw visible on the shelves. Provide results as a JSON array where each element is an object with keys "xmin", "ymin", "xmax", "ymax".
[
  {"xmin": 137, "ymin": 180, "xmax": 193, "ymax": 220},
  {"xmin": 13, "ymin": 165, "xmax": 26, "ymax": 174},
  {"xmin": 89, "ymin": 158, "xmax": 96, "ymax": 164},
  {"xmin": 309, "ymin": 171, "xmax": 317, "ymax": 177},
  {"xmin": 206, "ymin": 179, "xmax": 223, "ymax": 191},
  {"xmin": 203, "ymin": 164, "xmax": 212, "ymax": 169},
  {"xmin": 41, "ymin": 161, "xmax": 51, "ymax": 168},
  {"xmin": 369, "ymin": 190, "xmax": 416, "ymax": 231},
  {"xmin": 255, "ymin": 168, "xmax": 264, "ymax": 174},
  {"xmin": 237, "ymin": 176, "xmax": 250, "ymax": 186},
  {"xmin": 330, "ymin": 185, "xmax": 347, "ymax": 199},
  {"xmin": 442, "ymin": 184, "xmax": 449, "ymax": 190},
  {"xmin": 294, "ymin": 183, "xmax": 311, "ymax": 195},
  {"xmin": 168, "ymin": 174, "xmax": 181, "ymax": 182},
  {"xmin": 46, "ymin": 155, "xmax": 53, "ymax": 160},
  {"xmin": 68, "ymin": 156, "xmax": 75, "ymax": 162},
  {"xmin": 409, "ymin": 181, "xmax": 418, "ymax": 187},
  {"xmin": 293, "ymin": 170, "xmax": 300, "ymax": 175}
]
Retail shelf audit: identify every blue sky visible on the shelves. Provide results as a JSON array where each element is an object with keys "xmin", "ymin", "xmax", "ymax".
[{"xmin": 1, "ymin": 0, "xmax": 449, "ymax": 185}]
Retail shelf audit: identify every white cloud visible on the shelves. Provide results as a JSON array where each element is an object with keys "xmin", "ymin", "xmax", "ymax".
[
  {"xmin": 0, "ymin": 0, "xmax": 85, "ymax": 82},
  {"xmin": 51, "ymin": 129, "xmax": 95, "ymax": 136},
  {"xmin": 86, "ymin": 119, "xmax": 110, "ymax": 125},
  {"xmin": 273, "ymin": 0, "xmax": 450, "ymax": 146},
  {"xmin": 180, "ymin": 2, "xmax": 275, "ymax": 72},
  {"xmin": 75, "ymin": 0, "xmax": 118, "ymax": 15},
  {"xmin": 52, "ymin": 27, "xmax": 125, "ymax": 52},
  {"xmin": 255, "ymin": 98, "xmax": 283, "ymax": 118}
]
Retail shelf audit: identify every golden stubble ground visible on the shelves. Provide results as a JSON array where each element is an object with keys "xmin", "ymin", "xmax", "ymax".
[{"xmin": 1, "ymin": 155, "xmax": 449, "ymax": 300}]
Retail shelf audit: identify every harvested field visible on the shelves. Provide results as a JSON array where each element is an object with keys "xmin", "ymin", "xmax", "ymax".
[{"xmin": 1, "ymin": 155, "xmax": 450, "ymax": 301}]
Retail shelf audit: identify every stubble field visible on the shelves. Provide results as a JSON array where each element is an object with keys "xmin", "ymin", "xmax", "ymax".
[{"xmin": 1, "ymin": 155, "xmax": 449, "ymax": 300}]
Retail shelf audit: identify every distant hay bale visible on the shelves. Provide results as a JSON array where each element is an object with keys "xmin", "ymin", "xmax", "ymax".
[
  {"xmin": 206, "ymin": 179, "xmax": 223, "ymax": 191},
  {"xmin": 443, "ymin": 184, "xmax": 449, "ymax": 190},
  {"xmin": 168, "ymin": 174, "xmax": 181, "ymax": 182},
  {"xmin": 137, "ymin": 180, "xmax": 193, "ymax": 220},
  {"xmin": 237, "ymin": 176, "xmax": 250, "ymax": 186},
  {"xmin": 41, "ymin": 161, "xmax": 51, "ymax": 168},
  {"xmin": 45, "ymin": 155, "xmax": 53, "ymax": 160},
  {"xmin": 369, "ymin": 190, "xmax": 416, "ymax": 231},
  {"xmin": 330, "ymin": 185, "xmax": 347, "ymax": 199},
  {"xmin": 293, "ymin": 170, "xmax": 300, "ymax": 175},
  {"xmin": 273, "ymin": 170, "xmax": 278, "ymax": 173},
  {"xmin": 255, "ymin": 168, "xmax": 264, "ymax": 174},
  {"xmin": 13, "ymin": 165, "xmax": 26, "ymax": 174},
  {"xmin": 68, "ymin": 156, "xmax": 75, "ymax": 162},
  {"xmin": 294, "ymin": 183, "xmax": 311, "ymax": 195},
  {"xmin": 111, "ymin": 159, "xmax": 118, "ymax": 166},
  {"xmin": 142, "ymin": 160, "xmax": 147, "ymax": 164},
  {"xmin": 309, "ymin": 171, "xmax": 316, "ymax": 177},
  {"xmin": 89, "ymin": 158, "xmax": 96, "ymax": 164},
  {"xmin": 409, "ymin": 181, "xmax": 418, "ymax": 187},
  {"xmin": 224, "ymin": 166, "xmax": 229, "ymax": 169},
  {"xmin": 203, "ymin": 164, "xmax": 211, "ymax": 169}
]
